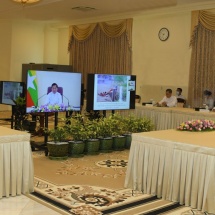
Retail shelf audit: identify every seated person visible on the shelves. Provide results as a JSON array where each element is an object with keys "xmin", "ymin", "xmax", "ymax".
[
  {"xmin": 46, "ymin": 83, "xmax": 62, "ymax": 105},
  {"xmin": 203, "ymin": 90, "xmax": 214, "ymax": 110},
  {"xmin": 157, "ymin": 89, "xmax": 177, "ymax": 107},
  {"xmin": 135, "ymin": 95, "xmax": 141, "ymax": 103},
  {"xmin": 176, "ymin": 88, "xmax": 185, "ymax": 100},
  {"xmin": 176, "ymin": 88, "xmax": 186, "ymax": 106}
]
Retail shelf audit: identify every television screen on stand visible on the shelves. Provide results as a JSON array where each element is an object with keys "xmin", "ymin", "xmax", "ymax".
[
  {"xmin": 0, "ymin": 81, "xmax": 25, "ymax": 106},
  {"xmin": 86, "ymin": 74, "xmax": 136, "ymax": 111},
  {"xmin": 26, "ymin": 70, "xmax": 82, "ymax": 113}
]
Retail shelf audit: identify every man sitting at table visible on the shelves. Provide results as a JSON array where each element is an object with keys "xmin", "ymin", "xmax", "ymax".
[
  {"xmin": 176, "ymin": 88, "xmax": 185, "ymax": 100},
  {"xmin": 176, "ymin": 87, "xmax": 186, "ymax": 106},
  {"xmin": 203, "ymin": 90, "xmax": 214, "ymax": 110},
  {"xmin": 157, "ymin": 88, "xmax": 177, "ymax": 107}
]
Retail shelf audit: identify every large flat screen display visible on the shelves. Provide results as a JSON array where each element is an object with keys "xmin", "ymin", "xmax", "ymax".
[
  {"xmin": 26, "ymin": 70, "xmax": 82, "ymax": 113},
  {"xmin": 0, "ymin": 81, "xmax": 25, "ymax": 105},
  {"xmin": 87, "ymin": 74, "xmax": 136, "ymax": 111}
]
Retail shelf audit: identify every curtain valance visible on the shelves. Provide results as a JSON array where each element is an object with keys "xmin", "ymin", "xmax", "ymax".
[
  {"xmin": 190, "ymin": 10, "xmax": 215, "ymax": 46},
  {"xmin": 68, "ymin": 19, "xmax": 132, "ymax": 50}
]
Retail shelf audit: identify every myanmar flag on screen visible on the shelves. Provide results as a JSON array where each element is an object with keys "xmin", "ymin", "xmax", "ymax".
[{"xmin": 26, "ymin": 70, "xmax": 38, "ymax": 107}]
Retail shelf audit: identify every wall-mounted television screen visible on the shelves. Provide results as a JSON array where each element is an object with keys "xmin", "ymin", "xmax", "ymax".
[
  {"xmin": 0, "ymin": 81, "xmax": 25, "ymax": 105},
  {"xmin": 86, "ymin": 74, "xmax": 136, "ymax": 111},
  {"xmin": 26, "ymin": 70, "xmax": 82, "ymax": 113}
]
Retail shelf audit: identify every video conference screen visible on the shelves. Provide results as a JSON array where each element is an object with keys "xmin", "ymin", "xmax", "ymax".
[
  {"xmin": 0, "ymin": 81, "xmax": 24, "ymax": 105},
  {"xmin": 87, "ymin": 74, "xmax": 136, "ymax": 111},
  {"xmin": 26, "ymin": 70, "xmax": 82, "ymax": 113}
]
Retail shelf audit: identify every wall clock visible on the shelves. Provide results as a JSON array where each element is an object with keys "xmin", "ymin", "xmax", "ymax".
[{"xmin": 158, "ymin": 28, "xmax": 169, "ymax": 41}]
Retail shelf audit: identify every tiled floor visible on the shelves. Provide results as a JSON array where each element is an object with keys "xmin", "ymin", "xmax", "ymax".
[{"xmin": 0, "ymin": 195, "xmax": 60, "ymax": 215}]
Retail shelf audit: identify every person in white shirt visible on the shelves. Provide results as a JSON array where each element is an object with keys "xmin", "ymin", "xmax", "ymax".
[
  {"xmin": 46, "ymin": 83, "xmax": 62, "ymax": 105},
  {"xmin": 158, "ymin": 89, "xmax": 177, "ymax": 107},
  {"xmin": 203, "ymin": 90, "xmax": 214, "ymax": 110}
]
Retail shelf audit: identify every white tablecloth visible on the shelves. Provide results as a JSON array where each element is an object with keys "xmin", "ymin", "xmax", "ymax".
[
  {"xmin": 135, "ymin": 105, "xmax": 215, "ymax": 130},
  {"xmin": 0, "ymin": 126, "xmax": 34, "ymax": 198},
  {"xmin": 125, "ymin": 130, "xmax": 215, "ymax": 213}
]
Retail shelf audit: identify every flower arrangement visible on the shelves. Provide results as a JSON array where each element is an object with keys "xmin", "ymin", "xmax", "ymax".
[
  {"xmin": 31, "ymin": 104, "xmax": 71, "ymax": 112},
  {"xmin": 177, "ymin": 119, "xmax": 215, "ymax": 132}
]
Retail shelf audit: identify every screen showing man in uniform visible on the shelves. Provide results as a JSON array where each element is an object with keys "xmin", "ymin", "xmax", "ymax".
[{"xmin": 26, "ymin": 70, "xmax": 82, "ymax": 113}]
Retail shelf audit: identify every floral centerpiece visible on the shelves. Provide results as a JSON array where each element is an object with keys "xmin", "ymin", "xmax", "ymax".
[
  {"xmin": 177, "ymin": 119, "xmax": 215, "ymax": 131},
  {"xmin": 31, "ymin": 104, "xmax": 71, "ymax": 112}
]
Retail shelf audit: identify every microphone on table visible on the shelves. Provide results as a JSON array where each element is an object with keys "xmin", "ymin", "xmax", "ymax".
[
  {"xmin": 36, "ymin": 94, "xmax": 47, "ymax": 107},
  {"xmin": 63, "ymin": 95, "xmax": 70, "ymax": 107}
]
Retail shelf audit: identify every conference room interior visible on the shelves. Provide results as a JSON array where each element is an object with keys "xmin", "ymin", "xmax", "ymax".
[{"xmin": 1, "ymin": 0, "xmax": 215, "ymax": 214}]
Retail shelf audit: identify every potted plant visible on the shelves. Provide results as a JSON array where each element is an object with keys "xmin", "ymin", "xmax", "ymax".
[
  {"xmin": 12, "ymin": 96, "xmax": 36, "ymax": 132},
  {"xmin": 134, "ymin": 117, "xmax": 154, "ymax": 133},
  {"xmin": 111, "ymin": 114, "xmax": 126, "ymax": 151},
  {"xmin": 122, "ymin": 115, "xmax": 135, "ymax": 149},
  {"xmin": 66, "ymin": 114, "xmax": 87, "ymax": 157},
  {"xmin": 97, "ymin": 115, "xmax": 114, "ymax": 153},
  {"xmin": 46, "ymin": 126, "xmax": 69, "ymax": 160},
  {"xmin": 123, "ymin": 115, "xmax": 154, "ymax": 148},
  {"xmin": 84, "ymin": 118, "xmax": 100, "ymax": 155}
]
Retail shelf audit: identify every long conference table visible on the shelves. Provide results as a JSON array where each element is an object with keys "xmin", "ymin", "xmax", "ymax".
[
  {"xmin": 0, "ymin": 126, "xmax": 34, "ymax": 198},
  {"xmin": 125, "ymin": 129, "xmax": 215, "ymax": 213},
  {"xmin": 134, "ymin": 105, "xmax": 215, "ymax": 130}
]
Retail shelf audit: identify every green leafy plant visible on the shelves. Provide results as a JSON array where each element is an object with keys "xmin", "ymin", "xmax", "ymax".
[
  {"xmin": 97, "ymin": 115, "xmax": 115, "ymax": 138},
  {"xmin": 66, "ymin": 114, "xmax": 89, "ymax": 141},
  {"xmin": 123, "ymin": 114, "xmax": 154, "ymax": 133},
  {"xmin": 110, "ymin": 114, "xmax": 126, "ymax": 136},
  {"xmin": 13, "ymin": 96, "xmax": 28, "ymax": 130},
  {"xmin": 47, "ymin": 126, "xmax": 68, "ymax": 143},
  {"xmin": 85, "ymin": 118, "xmax": 100, "ymax": 139}
]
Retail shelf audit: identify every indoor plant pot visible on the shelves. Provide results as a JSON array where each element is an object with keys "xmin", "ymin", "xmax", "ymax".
[
  {"xmin": 47, "ymin": 142, "xmax": 69, "ymax": 160},
  {"xmin": 112, "ymin": 135, "xmax": 126, "ymax": 151},
  {"xmin": 97, "ymin": 115, "xmax": 115, "ymax": 153},
  {"xmin": 46, "ymin": 126, "xmax": 69, "ymax": 160},
  {"xmin": 68, "ymin": 140, "xmax": 85, "ymax": 158},
  {"xmin": 84, "ymin": 118, "xmax": 100, "ymax": 155},
  {"xmin": 84, "ymin": 138, "xmax": 100, "ymax": 155},
  {"xmin": 66, "ymin": 114, "xmax": 88, "ymax": 157},
  {"xmin": 123, "ymin": 133, "xmax": 132, "ymax": 149},
  {"xmin": 99, "ymin": 137, "xmax": 113, "ymax": 153}
]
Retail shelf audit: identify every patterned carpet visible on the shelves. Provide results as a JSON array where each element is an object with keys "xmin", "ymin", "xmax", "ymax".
[{"xmin": 31, "ymin": 151, "xmax": 196, "ymax": 215}]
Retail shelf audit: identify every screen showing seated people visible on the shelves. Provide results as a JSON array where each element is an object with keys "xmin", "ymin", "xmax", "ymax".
[
  {"xmin": 1, "ymin": 81, "xmax": 24, "ymax": 105},
  {"xmin": 26, "ymin": 70, "xmax": 82, "ymax": 113},
  {"xmin": 87, "ymin": 74, "xmax": 136, "ymax": 111}
]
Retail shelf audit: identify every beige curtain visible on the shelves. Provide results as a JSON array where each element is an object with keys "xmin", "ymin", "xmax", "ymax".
[
  {"xmin": 68, "ymin": 19, "xmax": 133, "ymax": 88},
  {"xmin": 188, "ymin": 10, "xmax": 215, "ymax": 107}
]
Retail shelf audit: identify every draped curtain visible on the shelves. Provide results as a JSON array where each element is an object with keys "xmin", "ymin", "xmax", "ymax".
[
  {"xmin": 188, "ymin": 10, "xmax": 215, "ymax": 107},
  {"xmin": 68, "ymin": 19, "xmax": 133, "ymax": 88}
]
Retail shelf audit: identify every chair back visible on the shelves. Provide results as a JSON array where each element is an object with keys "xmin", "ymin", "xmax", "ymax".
[
  {"xmin": 47, "ymin": 87, "xmax": 63, "ymax": 96},
  {"xmin": 177, "ymin": 98, "xmax": 185, "ymax": 103}
]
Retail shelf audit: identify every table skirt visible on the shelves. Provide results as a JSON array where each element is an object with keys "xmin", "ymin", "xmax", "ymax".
[
  {"xmin": 0, "ymin": 132, "xmax": 34, "ymax": 198},
  {"xmin": 125, "ymin": 132, "xmax": 215, "ymax": 213}
]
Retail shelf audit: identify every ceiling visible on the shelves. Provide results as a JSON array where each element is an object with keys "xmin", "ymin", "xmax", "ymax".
[{"xmin": 0, "ymin": 0, "xmax": 214, "ymax": 23}]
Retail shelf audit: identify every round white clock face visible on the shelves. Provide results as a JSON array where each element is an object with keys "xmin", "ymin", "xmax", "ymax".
[{"xmin": 158, "ymin": 28, "xmax": 169, "ymax": 41}]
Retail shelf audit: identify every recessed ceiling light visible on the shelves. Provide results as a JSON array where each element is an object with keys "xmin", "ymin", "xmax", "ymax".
[
  {"xmin": 12, "ymin": 0, "xmax": 40, "ymax": 4},
  {"xmin": 71, "ymin": 6, "xmax": 96, "ymax": 12}
]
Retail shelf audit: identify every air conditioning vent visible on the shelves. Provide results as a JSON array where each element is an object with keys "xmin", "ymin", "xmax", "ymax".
[{"xmin": 71, "ymin": 6, "xmax": 96, "ymax": 12}]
